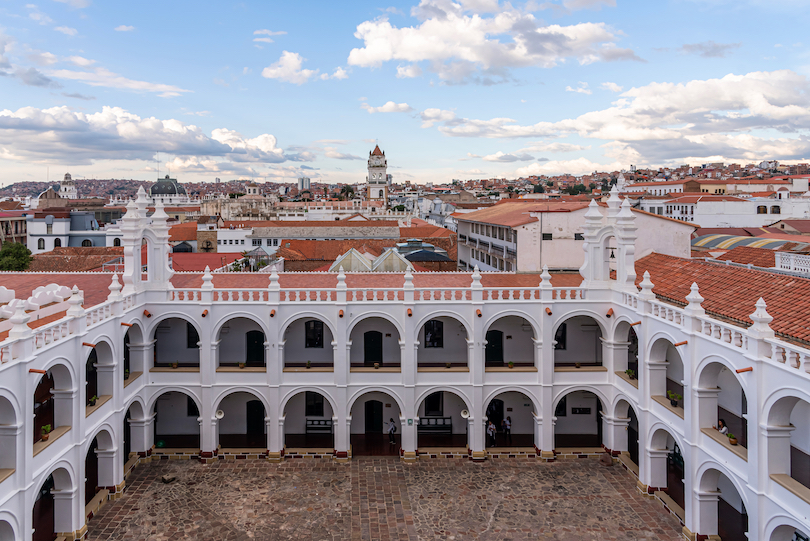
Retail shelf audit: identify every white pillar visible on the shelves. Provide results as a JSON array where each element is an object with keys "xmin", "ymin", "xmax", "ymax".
[
  {"xmin": 602, "ymin": 414, "xmax": 630, "ymax": 455},
  {"xmin": 694, "ymin": 490, "xmax": 720, "ymax": 537},
  {"xmin": 646, "ymin": 448, "xmax": 668, "ymax": 492},
  {"xmin": 52, "ymin": 486, "xmax": 78, "ymax": 538},
  {"xmin": 96, "ymin": 447, "xmax": 118, "ymax": 489}
]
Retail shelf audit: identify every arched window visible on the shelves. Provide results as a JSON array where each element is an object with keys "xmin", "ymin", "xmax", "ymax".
[
  {"xmin": 756, "ymin": 206, "xmax": 767, "ymax": 214},
  {"xmin": 771, "ymin": 206, "xmax": 781, "ymax": 214},
  {"xmin": 37, "ymin": 238, "xmax": 45, "ymax": 250},
  {"xmin": 53, "ymin": 238, "xmax": 61, "ymax": 248},
  {"xmin": 81, "ymin": 239, "xmax": 92, "ymax": 247},
  {"xmin": 113, "ymin": 238, "xmax": 121, "ymax": 247}
]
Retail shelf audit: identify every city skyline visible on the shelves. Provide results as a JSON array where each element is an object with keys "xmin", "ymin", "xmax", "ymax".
[{"xmin": 0, "ymin": 0, "xmax": 808, "ymax": 185}]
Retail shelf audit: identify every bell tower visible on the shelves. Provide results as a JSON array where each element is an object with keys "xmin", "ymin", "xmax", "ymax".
[{"xmin": 367, "ymin": 145, "xmax": 388, "ymax": 202}]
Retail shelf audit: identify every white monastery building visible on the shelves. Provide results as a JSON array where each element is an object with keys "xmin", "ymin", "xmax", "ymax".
[{"xmin": 0, "ymin": 187, "xmax": 809, "ymax": 540}]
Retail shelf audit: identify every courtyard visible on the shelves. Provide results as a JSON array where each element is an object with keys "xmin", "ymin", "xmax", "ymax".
[{"xmin": 87, "ymin": 457, "xmax": 683, "ymax": 541}]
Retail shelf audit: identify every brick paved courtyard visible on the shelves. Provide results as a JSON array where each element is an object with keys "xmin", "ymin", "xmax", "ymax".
[{"xmin": 87, "ymin": 457, "xmax": 683, "ymax": 540}]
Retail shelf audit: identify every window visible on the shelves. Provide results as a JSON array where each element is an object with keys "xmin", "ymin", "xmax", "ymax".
[
  {"xmin": 554, "ymin": 396, "xmax": 567, "ymax": 417},
  {"xmin": 273, "ymin": 239, "xmax": 279, "ymax": 246},
  {"xmin": 574, "ymin": 233, "xmax": 584, "ymax": 241},
  {"xmin": 240, "ymin": 239, "xmax": 245, "ymax": 244},
  {"xmin": 771, "ymin": 206, "xmax": 781, "ymax": 214},
  {"xmin": 46, "ymin": 224, "xmax": 52, "ymax": 234},
  {"xmin": 305, "ymin": 320, "xmax": 324, "ymax": 348},
  {"xmin": 217, "ymin": 239, "xmax": 222, "ymax": 245},
  {"xmin": 305, "ymin": 391, "xmax": 324, "ymax": 417},
  {"xmin": 186, "ymin": 322, "xmax": 199, "ymax": 349},
  {"xmin": 424, "ymin": 319, "xmax": 443, "ymax": 348},
  {"xmin": 542, "ymin": 233, "xmax": 553, "ymax": 240},
  {"xmin": 54, "ymin": 238, "xmax": 61, "ymax": 248},
  {"xmin": 229, "ymin": 239, "xmax": 233, "ymax": 245},
  {"xmin": 554, "ymin": 323, "xmax": 567, "ymax": 350},
  {"xmin": 187, "ymin": 396, "xmax": 199, "ymax": 417},
  {"xmin": 252, "ymin": 239, "xmax": 261, "ymax": 246},
  {"xmin": 113, "ymin": 238, "xmax": 121, "ymax": 247},
  {"xmin": 37, "ymin": 238, "xmax": 45, "ymax": 250},
  {"xmin": 81, "ymin": 239, "xmax": 92, "ymax": 247},
  {"xmin": 424, "ymin": 392, "xmax": 443, "ymax": 416}
]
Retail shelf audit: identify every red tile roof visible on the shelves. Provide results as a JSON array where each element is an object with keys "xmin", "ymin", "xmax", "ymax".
[
  {"xmin": 29, "ymin": 247, "xmax": 123, "ymax": 273},
  {"xmin": 0, "ymin": 273, "xmax": 114, "ymax": 308},
  {"xmin": 169, "ymin": 222, "xmax": 197, "ymax": 242},
  {"xmin": 170, "ymin": 252, "xmax": 242, "ymax": 272},
  {"xmin": 456, "ymin": 201, "xmax": 589, "ymax": 227},
  {"xmin": 371, "ymin": 145, "xmax": 384, "ymax": 156},
  {"xmin": 715, "ymin": 246, "xmax": 776, "ymax": 268}
]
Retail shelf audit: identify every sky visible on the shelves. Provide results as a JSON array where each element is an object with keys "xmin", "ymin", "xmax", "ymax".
[{"xmin": 0, "ymin": 0, "xmax": 809, "ymax": 186}]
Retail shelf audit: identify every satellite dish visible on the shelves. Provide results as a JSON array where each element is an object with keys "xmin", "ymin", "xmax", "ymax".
[
  {"xmin": 215, "ymin": 410, "xmax": 225, "ymax": 420},
  {"xmin": 460, "ymin": 410, "xmax": 470, "ymax": 419}
]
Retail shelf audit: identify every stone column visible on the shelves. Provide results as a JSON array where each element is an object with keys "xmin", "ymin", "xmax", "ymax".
[
  {"xmin": 693, "ymin": 490, "xmax": 720, "ymax": 538},
  {"xmin": 602, "ymin": 414, "xmax": 630, "ymax": 455},
  {"xmin": 645, "ymin": 448, "xmax": 669, "ymax": 492},
  {"xmin": 469, "ymin": 415, "xmax": 485, "ymax": 460},
  {"xmin": 334, "ymin": 416, "xmax": 351, "ymax": 461},
  {"xmin": 52, "ymin": 486, "xmax": 79, "ymax": 539},
  {"xmin": 128, "ymin": 414, "xmax": 154, "ymax": 456},
  {"xmin": 96, "ymin": 447, "xmax": 120, "ymax": 494}
]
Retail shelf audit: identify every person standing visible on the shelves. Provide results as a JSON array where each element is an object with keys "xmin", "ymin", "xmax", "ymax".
[
  {"xmin": 487, "ymin": 421, "xmax": 497, "ymax": 447},
  {"xmin": 388, "ymin": 418, "xmax": 397, "ymax": 444},
  {"xmin": 503, "ymin": 416, "xmax": 512, "ymax": 446}
]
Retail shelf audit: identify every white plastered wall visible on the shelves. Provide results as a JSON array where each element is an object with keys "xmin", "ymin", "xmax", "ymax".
[
  {"xmin": 417, "ymin": 317, "xmax": 468, "ymax": 365},
  {"xmin": 349, "ymin": 392, "xmax": 402, "ymax": 434},
  {"xmin": 349, "ymin": 318, "xmax": 401, "ymax": 365},
  {"xmin": 284, "ymin": 318, "xmax": 334, "ymax": 365},
  {"xmin": 486, "ymin": 317, "xmax": 534, "ymax": 364},
  {"xmin": 218, "ymin": 318, "xmax": 264, "ymax": 365},
  {"xmin": 553, "ymin": 316, "xmax": 602, "ymax": 365},
  {"xmin": 283, "ymin": 392, "xmax": 334, "ymax": 434},
  {"xmin": 155, "ymin": 393, "xmax": 199, "ymax": 435},
  {"xmin": 555, "ymin": 391, "xmax": 598, "ymax": 435},
  {"xmin": 417, "ymin": 391, "xmax": 468, "ymax": 435}
]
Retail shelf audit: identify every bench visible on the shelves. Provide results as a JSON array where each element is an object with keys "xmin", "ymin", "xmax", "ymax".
[
  {"xmin": 305, "ymin": 419, "xmax": 333, "ymax": 434},
  {"xmin": 417, "ymin": 417, "xmax": 453, "ymax": 435}
]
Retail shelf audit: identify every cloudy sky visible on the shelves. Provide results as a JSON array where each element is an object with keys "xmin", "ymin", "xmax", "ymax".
[{"xmin": 0, "ymin": 0, "xmax": 809, "ymax": 185}]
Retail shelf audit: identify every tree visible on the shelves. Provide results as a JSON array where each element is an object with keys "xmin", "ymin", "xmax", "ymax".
[
  {"xmin": 0, "ymin": 242, "xmax": 33, "ymax": 271},
  {"xmin": 340, "ymin": 185, "xmax": 355, "ymax": 199},
  {"xmin": 533, "ymin": 184, "xmax": 545, "ymax": 193}
]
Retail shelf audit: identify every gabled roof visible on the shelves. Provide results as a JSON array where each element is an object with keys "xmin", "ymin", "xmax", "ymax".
[
  {"xmin": 371, "ymin": 145, "xmax": 384, "ymax": 156},
  {"xmin": 456, "ymin": 201, "xmax": 589, "ymax": 227},
  {"xmin": 715, "ymin": 246, "xmax": 776, "ymax": 268}
]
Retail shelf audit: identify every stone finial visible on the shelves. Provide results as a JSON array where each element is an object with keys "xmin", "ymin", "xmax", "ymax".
[
  {"xmin": 617, "ymin": 196, "xmax": 634, "ymax": 220},
  {"xmin": 66, "ymin": 285, "xmax": 85, "ymax": 317},
  {"xmin": 606, "ymin": 184, "xmax": 621, "ymax": 217},
  {"xmin": 638, "ymin": 271, "xmax": 655, "ymax": 301},
  {"xmin": 684, "ymin": 282, "xmax": 704, "ymax": 314},
  {"xmin": 121, "ymin": 200, "xmax": 139, "ymax": 224},
  {"xmin": 107, "ymin": 273, "xmax": 122, "ymax": 301},
  {"xmin": 268, "ymin": 268, "xmax": 280, "ymax": 291},
  {"xmin": 404, "ymin": 265, "xmax": 414, "ymax": 289},
  {"xmin": 8, "ymin": 303, "xmax": 31, "ymax": 339},
  {"xmin": 539, "ymin": 265, "xmax": 552, "ymax": 288},
  {"xmin": 152, "ymin": 200, "xmax": 169, "ymax": 222},
  {"xmin": 471, "ymin": 264, "xmax": 482, "ymax": 288},
  {"xmin": 201, "ymin": 266, "xmax": 214, "ymax": 290},
  {"xmin": 748, "ymin": 297, "xmax": 774, "ymax": 338},
  {"xmin": 135, "ymin": 186, "xmax": 149, "ymax": 216}
]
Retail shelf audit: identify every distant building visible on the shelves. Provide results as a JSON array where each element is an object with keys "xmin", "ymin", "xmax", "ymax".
[
  {"xmin": 298, "ymin": 177, "xmax": 311, "ymax": 191},
  {"xmin": 149, "ymin": 175, "xmax": 194, "ymax": 206},
  {"xmin": 58, "ymin": 173, "xmax": 78, "ymax": 200},
  {"xmin": 26, "ymin": 210, "xmax": 105, "ymax": 254},
  {"xmin": 367, "ymin": 145, "xmax": 388, "ymax": 203}
]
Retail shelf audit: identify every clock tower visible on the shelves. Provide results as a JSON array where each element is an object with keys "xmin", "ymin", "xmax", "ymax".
[{"xmin": 367, "ymin": 145, "xmax": 388, "ymax": 203}]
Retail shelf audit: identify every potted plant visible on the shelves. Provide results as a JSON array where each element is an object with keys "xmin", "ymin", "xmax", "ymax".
[
  {"xmin": 41, "ymin": 425, "xmax": 52, "ymax": 441},
  {"xmin": 446, "ymin": 362, "xmax": 452, "ymax": 369},
  {"xmin": 171, "ymin": 362, "xmax": 178, "ymax": 369},
  {"xmin": 728, "ymin": 434, "xmax": 738, "ymax": 446},
  {"xmin": 124, "ymin": 369, "xmax": 130, "ymax": 380},
  {"xmin": 667, "ymin": 390, "xmax": 682, "ymax": 407},
  {"xmin": 238, "ymin": 362, "xmax": 245, "ymax": 369},
  {"xmin": 575, "ymin": 362, "xmax": 581, "ymax": 369},
  {"xmin": 625, "ymin": 369, "xmax": 636, "ymax": 380},
  {"xmin": 306, "ymin": 360, "xmax": 311, "ymax": 369},
  {"xmin": 508, "ymin": 361, "xmax": 514, "ymax": 369},
  {"xmin": 89, "ymin": 395, "xmax": 98, "ymax": 407},
  {"xmin": 374, "ymin": 362, "xmax": 380, "ymax": 369}
]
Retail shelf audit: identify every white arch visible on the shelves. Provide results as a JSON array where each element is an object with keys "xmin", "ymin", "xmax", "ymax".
[
  {"xmin": 696, "ymin": 354, "xmax": 749, "ymax": 391},
  {"xmin": 122, "ymin": 320, "xmax": 145, "ymax": 343},
  {"xmin": 146, "ymin": 387, "xmax": 202, "ymax": 414},
  {"xmin": 764, "ymin": 515, "xmax": 810, "ymax": 541},
  {"xmin": 123, "ymin": 396, "xmax": 146, "ymax": 420},
  {"xmin": 278, "ymin": 312, "xmax": 337, "ymax": 344},
  {"xmin": 83, "ymin": 423, "xmax": 116, "ymax": 456},
  {"xmin": 646, "ymin": 331, "xmax": 682, "ymax": 362},
  {"xmin": 481, "ymin": 386, "xmax": 541, "ymax": 418},
  {"xmin": 346, "ymin": 312, "xmax": 405, "ymax": 340},
  {"xmin": 212, "ymin": 387, "xmax": 270, "ymax": 415},
  {"xmin": 0, "ymin": 388, "xmax": 21, "ymax": 425},
  {"xmin": 347, "ymin": 387, "xmax": 406, "ymax": 417},
  {"xmin": 413, "ymin": 312, "xmax": 472, "ymax": 343},
  {"xmin": 38, "ymin": 357, "xmax": 75, "ymax": 390},
  {"xmin": 84, "ymin": 335, "xmax": 116, "ymax": 365},
  {"xmin": 414, "ymin": 386, "xmax": 473, "ymax": 416},
  {"xmin": 762, "ymin": 387, "xmax": 810, "ymax": 426},
  {"xmin": 611, "ymin": 316, "xmax": 637, "ymax": 343},
  {"xmin": 648, "ymin": 421, "xmax": 686, "ymax": 453},
  {"xmin": 482, "ymin": 310, "xmax": 540, "ymax": 339},
  {"xmin": 0, "ymin": 512, "xmax": 18, "ymax": 541},
  {"xmin": 551, "ymin": 309, "xmax": 609, "ymax": 337},
  {"xmin": 552, "ymin": 385, "xmax": 611, "ymax": 412},
  {"xmin": 28, "ymin": 461, "xmax": 75, "ymax": 510},
  {"xmin": 279, "ymin": 387, "xmax": 339, "ymax": 418},
  {"xmin": 696, "ymin": 461, "xmax": 750, "ymax": 511},
  {"xmin": 211, "ymin": 312, "xmax": 270, "ymax": 341},
  {"xmin": 611, "ymin": 393, "xmax": 637, "ymax": 419},
  {"xmin": 145, "ymin": 312, "xmax": 203, "ymax": 341}
]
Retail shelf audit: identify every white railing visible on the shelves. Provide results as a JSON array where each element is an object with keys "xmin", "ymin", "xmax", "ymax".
[
  {"xmin": 649, "ymin": 300, "xmax": 685, "ymax": 327},
  {"xmin": 698, "ymin": 317, "xmax": 747, "ymax": 350},
  {"xmin": 775, "ymin": 252, "xmax": 810, "ymax": 275},
  {"xmin": 34, "ymin": 321, "xmax": 71, "ymax": 350},
  {"xmin": 767, "ymin": 340, "xmax": 810, "ymax": 374}
]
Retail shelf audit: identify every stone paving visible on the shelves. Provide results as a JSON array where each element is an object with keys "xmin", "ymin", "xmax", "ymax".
[{"xmin": 87, "ymin": 457, "xmax": 683, "ymax": 541}]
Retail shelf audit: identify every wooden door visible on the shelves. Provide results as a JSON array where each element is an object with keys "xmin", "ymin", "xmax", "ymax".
[
  {"xmin": 485, "ymin": 330, "xmax": 504, "ymax": 366},
  {"xmin": 365, "ymin": 400, "xmax": 383, "ymax": 433},
  {"xmin": 364, "ymin": 331, "xmax": 383, "ymax": 366},
  {"xmin": 246, "ymin": 331, "xmax": 265, "ymax": 366}
]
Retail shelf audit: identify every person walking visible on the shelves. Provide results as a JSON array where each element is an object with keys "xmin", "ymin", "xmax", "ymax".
[
  {"xmin": 487, "ymin": 421, "xmax": 497, "ymax": 447},
  {"xmin": 503, "ymin": 416, "xmax": 512, "ymax": 446},
  {"xmin": 388, "ymin": 418, "xmax": 397, "ymax": 444}
]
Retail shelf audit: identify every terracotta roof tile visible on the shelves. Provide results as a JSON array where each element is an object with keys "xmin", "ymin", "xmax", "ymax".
[{"xmin": 715, "ymin": 246, "xmax": 776, "ymax": 267}]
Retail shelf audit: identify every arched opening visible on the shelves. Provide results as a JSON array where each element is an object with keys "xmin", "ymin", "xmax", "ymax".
[
  {"xmin": 771, "ymin": 525, "xmax": 809, "ymax": 541},
  {"xmin": 53, "ymin": 238, "xmax": 61, "ymax": 248},
  {"xmin": 554, "ymin": 390, "xmax": 602, "ymax": 449},
  {"xmin": 484, "ymin": 391, "xmax": 535, "ymax": 447},
  {"xmin": 350, "ymin": 392, "xmax": 402, "ymax": 456},
  {"xmin": 122, "ymin": 401, "xmax": 145, "ymax": 467},
  {"xmin": 153, "ymin": 318, "xmax": 200, "ymax": 368},
  {"xmin": 85, "ymin": 342, "xmax": 114, "ymax": 411},
  {"xmin": 84, "ymin": 437, "xmax": 99, "ymax": 505},
  {"xmin": 141, "ymin": 238, "xmax": 150, "ymax": 281},
  {"xmin": 612, "ymin": 321, "xmax": 639, "ymax": 376},
  {"xmin": 123, "ymin": 324, "xmax": 144, "ymax": 382},
  {"xmin": 417, "ymin": 391, "xmax": 469, "ymax": 449},
  {"xmin": 698, "ymin": 468, "xmax": 748, "ymax": 540},
  {"xmin": 627, "ymin": 406, "xmax": 639, "ymax": 465},
  {"xmin": 417, "ymin": 317, "xmax": 469, "ymax": 368},
  {"xmin": 33, "ymin": 364, "xmax": 72, "ymax": 447},
  {"xmin": 113, "ymin": 237, "xmax": 121, "ymax": 247},
  {"xmin": 484, "ymin": 316, "xmax": 535, "ymax": 368},
  {"xmin": 217, "ymin": 318, "xmax": 266, "ymax": 368},
  {"xmin": 217, "ymin": 392, "xmax": 267, "ymax": 449},
  {"xmin": 650, "ymin": 428, "xmax": 685, "ymax": 513},
  {"xmin": 649, "ymin": 338, "xmax": 685, "ymax": 417},
  {"xmin": 350, "ymin": 317, "xmax": 401, "ymax": 368},
  {"xmin": 37, "ymin": 238, "xmax": 44, "ymax": 250},
  {"xmin": 283, "ymin": 318, "xmax": 334, "ymax": 369},
  {"xmin": 0, "ymin": 520, "xmax": 14, "ymax": 541},
  {"xmin": 283, "ymin": 391, "xmax": 334, "ymax": 450},
  {"xmin": 767, "ymin": 396, "xmax": 810, "ymax": 493},
  {"xmin": 698, "ymin": 362, "xmax": 748, "ymax": 450},
  {"xmin": 553, "ymin": 316, "xmax": 603, "ymax": 367},
  {"xmin": 153, "ymin": 391, "xmax": 200, "ymax": 450},
  {"xmin": 81, "ymin": 239, "xmax": 91, "ymax": 247},
  {"xmin": 33, "ymin": 468, "xmax": 72, "ymax": 541},
  {"xmin": 0, "ymin": 397, "xmax": 16, "ymax": 481},
  {"xmin": 612, "ymin": 399, "xmax": 639, "ymax": 466}
]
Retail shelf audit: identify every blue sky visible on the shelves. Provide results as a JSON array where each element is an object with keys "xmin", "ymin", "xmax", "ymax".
[{"xmin": 0, "ymin": 0, "xmax": 808, "ymax": 185}]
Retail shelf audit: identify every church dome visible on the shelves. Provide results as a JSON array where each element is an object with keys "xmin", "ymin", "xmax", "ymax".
[{"xmin": 150, "ymin": 175, "xmax": 186, "ymax": 196}]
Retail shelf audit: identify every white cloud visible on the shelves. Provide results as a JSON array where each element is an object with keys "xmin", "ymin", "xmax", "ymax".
[
  {"xmin": 347, "ymin": 1, "xmax": 641, "ymax": 83},
  {"xmin": 361, "ymin": 100, "xmax": 413, "ymax": 113},
  {"xmin": 519, "ymin": 141, "xmax": 588, "ymax": 153},
  {"xmin": 565, "ymin": 82, "xmax": 591, "ymax": 94},
  {"xmin": 516, "ymin": 157, "xmax": 621, "ymax": 176},
  {"xmin": 562, "ymin": 0, "xmax": 615, "ymax": 10},
  {"xmin": 54, "ymin": 26, "xmax": 78, "ymax": 36},
  {"xmin": 419, "ymin": 108, "xmax": 456, "ymax": 127},
  {"xmin": 253, "ymin": 37, "xmax": 275, "ymax": 44},
  {"xmin": 679, "ymin": 40, "xmax": 741, "ymax": 58},
  {"xmin": 27, "ymin": 5, "xmax": 53, "ymax": 25},
  {"xmin": 48, "ymin": 67, "xmax": 191, "ymax": 97},
  {"xmin": 481, "ymin": 151, "xmax": 535, "ymax": 162},
  {"xmin": 28, "ymin": 51, "xmax": 58, "ymax": 65},
  {"xmin": 324, "ymin": 147, "xmax": 363, "ymax": 160},
  {"xmin": 600, "ymin": 81, "xmax": 622, "ymax": 92},
  {"xmin": 0, "ymin": 105, "xmax": 302, "ymax": 167},
  {"xmin": 53, "ymin": 0, "xmax": 91, "ymax": 8},
  {"xmin": 254, "ymin": 29, "xmax": 287, "ymax": 36},
  {"xmin": 261, "ymin": 51, "xmax": 319, "ymax": 84},
  {"xmin": 320, "ymin": 66, "xmax": 349, "ymax": 80},
  {"xmin": 114, "ymin": 25, "xmax": 134, "ymax": 32},
  {"xmin": 67, "ymin": 55, "xmax": 94, "ymax": 67},
  {"xmin": 396, "ymin": 64, "xmax": 422, "ymax": 78},
  {"xmin": 421, "ymin": 69, "xmax": 810, "ymax": 164}
]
